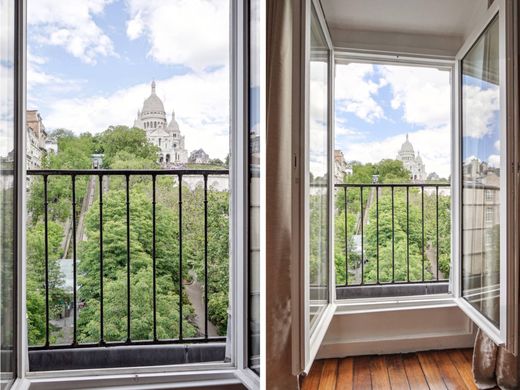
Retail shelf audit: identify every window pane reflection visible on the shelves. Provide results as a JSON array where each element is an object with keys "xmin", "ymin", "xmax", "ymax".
[
  {"xmin": 248, "ymin": 0, "xmax": 260, "ymax": 375},
  {"xmin": 1, "ymin": 0, "xmax": 17, "ymax": 386},
  {"xmin": 461, "ymin": 16, "xmax": 500, "ymax": 326},
  {"xmin": 308, "ymin": 6, "xmax": 329, "ymax": 331}
]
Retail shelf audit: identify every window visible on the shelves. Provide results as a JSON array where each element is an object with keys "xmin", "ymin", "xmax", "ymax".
[
  {"xmin": 308, "ymin": 2, "xmax": 330, "ymax": 331},
  {"xmin": 334, "ymin": 59, "xmax": 452, "ymax": 297},
  {"xmin": 461, "ymin": 15, "xmax": 501, "ymax": 327},
  {"xmin": 485, "ymin": 206, "xmax": 495, "ymax": 225},
  {"xmin": 248, "ymin": 0, "xmax": 261, "ymax": 374},
  {"xmin": 485, "ymin": 189, "xmax": 494, "ymax": 202},
  {"xmin": 16, "ymin": 0, "xmax": 258, "ymax": 387},
  {"xmin": 0, "ymin": 0, "xmax": 17, "ymax": 386}
]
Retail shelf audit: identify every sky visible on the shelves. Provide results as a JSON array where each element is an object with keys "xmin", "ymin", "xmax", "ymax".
[
  {"xmin": 25, "ymin": 0, "xmax": 231, "ymax": 160},
  {"xmin": 335, "ymin": 63, "xmax": 500, "ymax": 179}
]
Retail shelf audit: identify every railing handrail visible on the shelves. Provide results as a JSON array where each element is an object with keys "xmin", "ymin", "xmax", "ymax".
[
  {"xmin": 27, "ymin": 169, "xmax": 229, "ymax": 350},
  {"xmin": 27, "ymin": 168, "xmax": 229, "ymax": 176},
  {"xmin": 336, "ymin": 181, "xmax": 450, "ymax": 288}
]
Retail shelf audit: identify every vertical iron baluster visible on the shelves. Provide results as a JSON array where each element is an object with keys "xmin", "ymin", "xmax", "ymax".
[
  {"xmin": 421, "ymin": 186, "xmax": 425, "ymax": 282},
  {"xmin": 152, "ymin": 175, "xmax": 157, "ymax": 341},
  {"xmin": 376, "ymin": 186, "xmax": 379, "ymax": 284},
  {"xmin": 43, "ymin": 175, "xmax": 50, "ymax": 347},
  {"xmin": 406, "ymin": 186, "xmax": 410, "ymax": 282},
  {"xmin": 360, "ymin": 187, "xmax": 364, "ymax": 285},
  {"xmin": 436, "ymin": 186, "xmax": 439, "ymax": 280},
  {"xmin": 178, "ymin": 175, "xmax": 183, "ymax": 340},
  {"xmin": 71, "ymin": 175, "xmax": 77, "ymax": 345},
  {"xmin": 344, "ymin": 186, "xmax": 348, "ymax": 286},
  {"xmin": 126, "ymin": 175, "xmax": 131, "ymax": 343},
  {"xmin": 204, "ymin": 174, "xmax": 209, "ymax": 339},
  {"xmin": 99, "ymin": 175, "xmax": 104, "ymax": 344},
  {"xmin": 391, "ymin": 186, "xmax": 395, "ymax": 283}
]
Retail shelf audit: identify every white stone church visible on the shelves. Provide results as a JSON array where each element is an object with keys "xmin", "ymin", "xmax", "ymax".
[
  {"xmin": 134, "ymin": 81, "xmax": 188, "ymax": 165},
  {"xmin": 396, "ymin": 134, "xmax": 426, "ymax": 181}
]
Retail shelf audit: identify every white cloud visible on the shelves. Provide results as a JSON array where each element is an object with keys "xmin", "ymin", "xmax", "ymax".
[
  {"xmin": 42, "ymin": 68, "xmax": 230, "ymax": 160},
  {"xmin": 462, "ymin": 84, "xmax": 500, "ymax": 138},
  {"xmin": 494, "ymin": 140, "xmax": 500, "ymax": 151},
  {"xmin": 335, "ymin": 64, "xmax": 454, "ymax": 178},
  {"xmin": 0, "ymin": 0, "xmax": 14, "ymax": 62},
  {"xmin": 0, "ymin": 61, "xmax": 14, "ymax": 157},
  {"xmin": 27, "ymin": 51, "xmax": 62, "ymax": 88},
  {"xmin": 488, "ymin": 154, "xmax": 500, "ymax": 168},
  {"xmin": 335, "ymin": 125, "xmax": 360, "ymax": 137},
  {"xmin": 126, "ymin": 11, "xmax": 144, "ymax": 40},
  {"xmin": 381, "ymin": 65, "xmax": 451, "ymax": 128},
  {"xmin": 28, "ymin": 0, "xmax": 115, "ymax": 64},
  {"xmin": 310, "ymin": 61, "xmax": 328, "ymax": 124},
  {"xmin": 337, "ymin": 127, "xmax": 452, "ymax": 178},
  {"xmin": 124, "ymin": 0, "xmax": 229, "ymax": 71},
  {"xmin": 335, "ymin": 63, "xmax": 386, "ymax": 123}
]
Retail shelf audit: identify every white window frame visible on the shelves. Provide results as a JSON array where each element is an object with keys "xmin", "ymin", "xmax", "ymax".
[
  {"xmin": 330, "ymin": 0, "xmax": 518, "ymax": 355},
  {"xmin": 452, "ymin": 0, "xmax": 516, "ymax": 349},
  {"xmin": 332, "ymin": 52, "xmax": 457, "ymax": 311},
  {"xmin": 12, "ymin": 0, "xmax": 260, "ymax": 388},
  {"xmin": 292, "ymin": 0, "xmax": 336, "ymax": 376}
]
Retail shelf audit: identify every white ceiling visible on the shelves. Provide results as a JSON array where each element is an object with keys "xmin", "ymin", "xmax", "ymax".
[{"xmin": 321, "ymin": 0, "xmax": 489, "ymax": 39}]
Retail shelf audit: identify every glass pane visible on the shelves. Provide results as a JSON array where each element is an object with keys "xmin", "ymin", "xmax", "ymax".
[
  {"xmin": 308, "ymin": 6, "xmax": 330, "ymax": 331},
  {"xmin": 26, "ymin": 0, "xmax": 232, "ymax": 369},
  {"xmin": 248, "ymin": 0, "xmax": 260, "ymax": 375},
  {"xmin": 461, "ymin": 16, "xmax": 500, "ymax": 327},
  {"xmin": 333, "ymin": 61, "xmax": 452, "ymax": 297},
  {"xmin": 0, "ymin": 0, "xmax": 17, "ymax": 386}
]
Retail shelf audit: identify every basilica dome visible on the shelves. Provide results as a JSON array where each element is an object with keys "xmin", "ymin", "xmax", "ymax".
[
  {"xmin": 142, "ymin": 81, "xmax": 165, "ymax": 115},
  {"xmin": 399, "ymin": 133, "xmax": 414, "ymax": 154}
]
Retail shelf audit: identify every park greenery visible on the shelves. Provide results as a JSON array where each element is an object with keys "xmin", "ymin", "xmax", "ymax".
[
  {"xmin": 26, "ymin": 126, "xmax": 229, "ymax": 345},
  {"xmin": 332, "ymin": 159, "xmax": 451, "ymax": 286}
]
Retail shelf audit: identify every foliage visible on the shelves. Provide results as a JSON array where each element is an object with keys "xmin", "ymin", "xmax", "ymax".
[
  {"xmin": 26, "ymin": 125, "xmax": 232, "ymax": 345},
  {"xmin": 334, "ymin": 160, "xmax": 452, "ymax": 286},
  {"xmin": 26, "ymin": 221, "xmax": 68, "ymax": 345},
  {"xmin": 346, "ymin": 159, "xmax": 410, "ymax": 185},
  {"xmin": 95, "ymin": 126, "xmax": 160, "ymax": 168}
]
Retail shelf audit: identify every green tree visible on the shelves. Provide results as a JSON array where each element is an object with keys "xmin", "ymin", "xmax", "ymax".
[
  {"xmin": 26, "ymin": 221, "xmax": 68, "ymax": 345},
  {"xmin": 96, "ymin": 126, "xmax": 159, "ymax": 168}
]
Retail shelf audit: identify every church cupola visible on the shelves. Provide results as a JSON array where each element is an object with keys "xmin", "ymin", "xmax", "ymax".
[
  {"xmin": 168, "ymin": 109, "xmax": 180, "ymax": 132},
  {"xmin": 141, "ymin": 80, "xmax": 166, "ymax": 116}
]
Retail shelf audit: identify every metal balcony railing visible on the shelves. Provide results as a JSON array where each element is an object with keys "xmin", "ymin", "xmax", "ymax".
[
  {"xmin": 335, "ymin": 183, "xmax": 451, "ymax": 295},
  {"xmin": 27, "ymin": 169, "xmax": 228, "ymax": 352}
]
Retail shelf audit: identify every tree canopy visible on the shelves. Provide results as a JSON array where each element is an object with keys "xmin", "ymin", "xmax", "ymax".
[{"xmin": 26, "ymin": 126, "xmax": 230, "ymax": 345}]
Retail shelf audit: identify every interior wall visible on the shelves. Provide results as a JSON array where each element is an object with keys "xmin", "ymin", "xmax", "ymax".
[
  {"xmin": 317, "ymin": 306, "xmax": 476, "ymax": 359},
  {"xmin": 325, "ymin": 0, "xmax": 491, "ymax": 58},
  {"xmin": 331, "ymin": 28, "xmax": 463, "ymax": 58}
]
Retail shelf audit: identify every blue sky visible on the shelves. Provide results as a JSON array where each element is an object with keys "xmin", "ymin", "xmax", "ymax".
[
  {"xmin": 26, "ymin": 0, "xmax": 231, "ymax": 160},
  {"xmin": 335, "ymin": 63, "xmax": 500, "ymax": 179}
]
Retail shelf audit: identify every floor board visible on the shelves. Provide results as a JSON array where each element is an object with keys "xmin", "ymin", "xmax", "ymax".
[
  {"xmin": 303, "ymin": 348, "xmax": 480, "ymax": 389},
  {"xmin": 335, "ymin": 357, "xmax": 354, "ymax": 390}
]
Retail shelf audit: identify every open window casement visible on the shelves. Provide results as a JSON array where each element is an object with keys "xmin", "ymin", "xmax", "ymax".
[
  {"xmin": 292, "ymin": 0, "xmax": 336, "ymax": 375},
  {"xmin": 1, "ymin": 0, "xmax": 261, "ymax": 388},
  {"xmin": 293, "ymin": 0, "xmax": 520, "ymax": 375},
  {"xmin": 453, "ymin": 0, "xmax": 518, "ymax": 353}
]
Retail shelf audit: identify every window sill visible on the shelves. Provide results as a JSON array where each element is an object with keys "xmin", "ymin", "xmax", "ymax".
[
  {"xmin": 334, "ymin": 293, "xmax": 457, "ymax": 315},
  {"xmin": 17, "ymin": 367, "xmax": 255, "ymax": 390}
]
